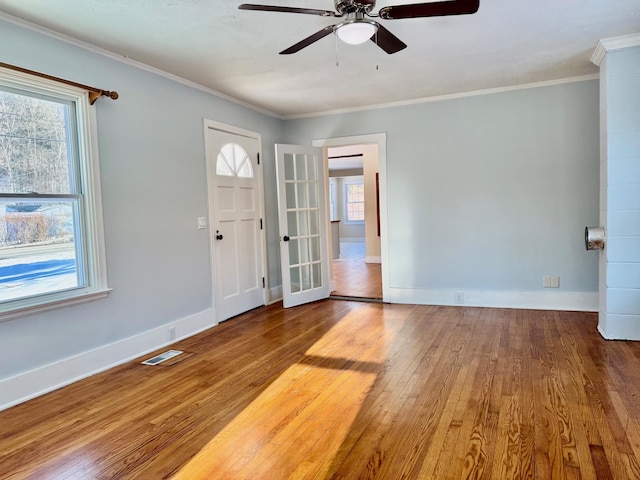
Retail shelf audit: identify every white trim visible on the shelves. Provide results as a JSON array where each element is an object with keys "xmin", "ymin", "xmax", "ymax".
[
  {"xmin": 597, "ymin": 314, "xmax": 640, "ymax": 341},
  {"xmin": 285, "ymin": 75, "xmax": 599, "ymax": 120},
  {"xmin": 203, "ymin": 119, "xmax": 268, "ymax": 322},
  {"xmin": 386, "ymin": 287, "xmax": 598, "ymax": 312},
  {"xmin": 268, "ymin": 285, "xmax": 283, "ymax": 305},
  {"xmin": 0, "ymin": 11, "xmax": 281, "ymax": 119},
  {"xmin": 313, "ymin": 134, "xmax": 388, "ymax": 304},
  {"xmin": 83, "ymin": 96, "xmax": 109, "ymax": 294},
  {"xmin": 0, "ymin": 289, "xmax": 110, "ymax": 323},
  {"xmin": 591, "ymin": 32, "xmax": 640, "ymax": 66},
  {"xmin": 0, "ymin": 307, "xmax": 218, "ymax": 411},
  {"xmin": 365, "ymin": 256, "xmax": 381, "ymax": 264}
]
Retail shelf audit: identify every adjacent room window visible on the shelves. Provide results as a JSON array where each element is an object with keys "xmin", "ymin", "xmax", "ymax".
[
  {"xmin": 344, "ymin": 180, "xmax": 364, "ymax": 223},
  {"xmin": 0, "ymin": 69, "xmax": 108, "ymax": 318},
  {"xmin": 329, "ymin": 178, "xmax": 337, "ymax": 221}
]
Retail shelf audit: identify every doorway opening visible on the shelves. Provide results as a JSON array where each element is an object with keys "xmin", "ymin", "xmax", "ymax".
[{"xmin": 326, "ymin": 144, "xmax": 382, "ymax": 301}]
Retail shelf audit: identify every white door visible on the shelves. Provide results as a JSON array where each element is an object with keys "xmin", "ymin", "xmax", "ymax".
[
  {"xmin": 275, "ymin": 144, "xmax": 330, "ymax": 308},
  {"xmin": 206, "ymin": 127, "xmax": 265, "ymax": 321}
]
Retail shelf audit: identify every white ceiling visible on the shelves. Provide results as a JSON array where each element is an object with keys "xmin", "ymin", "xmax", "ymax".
[
  {"xmin": 328, "ymin": 145, "xmax": 366, "ymax": 170},
  {"xmin": 0, "ymin": 0, "xmax": 639, "ymax": 118}
]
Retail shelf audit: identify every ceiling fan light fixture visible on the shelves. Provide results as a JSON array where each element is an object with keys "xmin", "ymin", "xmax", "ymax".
[{"xmin": 336, "ymin": 21, "xmax": 378, "ymax": 45}]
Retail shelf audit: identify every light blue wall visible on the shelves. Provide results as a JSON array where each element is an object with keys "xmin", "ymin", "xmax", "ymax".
[
  {"xmin": 0, "ymin": 18, "xmax": 284, "ymax": 379},
  {"xmin": 284, "ymin": 81, "xmax": 600, "ymax": 293},
  {"xmin": 0, "ymin": 16, "xmax": 601, "ymax": 387}
]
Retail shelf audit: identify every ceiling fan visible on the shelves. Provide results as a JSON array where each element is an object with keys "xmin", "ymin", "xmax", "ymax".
[{"xmin": 238, "ymin": 0, "xmax": 479, "ymax": 55}]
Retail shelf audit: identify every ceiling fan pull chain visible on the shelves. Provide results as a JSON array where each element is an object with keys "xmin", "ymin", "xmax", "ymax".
[
  {"xmin": 335, "ymin": 32, "xmax": 340, "ymax": 67},
  {"xmin": 375, "ymin": 29, "xmax": 380, "ymax": 70}
]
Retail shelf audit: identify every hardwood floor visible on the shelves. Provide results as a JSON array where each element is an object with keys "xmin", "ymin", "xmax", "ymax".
[
  {"xmin": 332, "ymin": 262, "xmax": 382, "ymax": 299},
  {"xmin": 2, "ymin": 301, "xmax": 640, "ymax": 479}
]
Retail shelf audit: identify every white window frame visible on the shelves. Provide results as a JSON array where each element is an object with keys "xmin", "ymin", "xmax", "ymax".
[
  {"xmin": 343, "ymin": 178, "xmax": 365, "ymax": 225},
  {"xmin": 0, "ymin": 67, "xmax": 109, "ymax": 321},
  {"xmin": 329, "ymin": 178, "xmax": 337, "ymax": 221}
]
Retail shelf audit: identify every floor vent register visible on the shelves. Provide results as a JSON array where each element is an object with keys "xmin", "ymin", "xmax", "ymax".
[{"xmin": 141, "ymin": 350, "xmax": 183, "ymax": 366}]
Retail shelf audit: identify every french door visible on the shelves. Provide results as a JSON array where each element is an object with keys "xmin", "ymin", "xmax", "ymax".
[{"xmin": 275, "ymin": 144, "xmax": 330, "ymax": 308}]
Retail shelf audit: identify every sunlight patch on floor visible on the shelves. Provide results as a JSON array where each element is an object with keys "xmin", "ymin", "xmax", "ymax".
[{"xmin": 172, "ymin": 305, "xmax": 402, "ymax": 480}]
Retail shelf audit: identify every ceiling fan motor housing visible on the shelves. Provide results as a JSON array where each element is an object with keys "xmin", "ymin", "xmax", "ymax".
[{"xmin": 335, "ymin": 0, "xmax": 376, "ymax": 15}]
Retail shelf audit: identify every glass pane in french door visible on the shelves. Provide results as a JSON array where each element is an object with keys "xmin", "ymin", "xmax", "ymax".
[{"xmin": 285, "ymin": 153, "xmax": 322, "ymax": 293}]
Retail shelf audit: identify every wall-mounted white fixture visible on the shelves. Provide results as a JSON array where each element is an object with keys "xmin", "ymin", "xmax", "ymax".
[{"xmin": 585, "ymin": 226, "xmax": 605, "ymax": 250}]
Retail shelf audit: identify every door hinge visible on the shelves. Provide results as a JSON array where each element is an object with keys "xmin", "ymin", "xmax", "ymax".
[
  {"xmin": 257, "ymin": 153, "xmax": 260, "ymax": 165},
  {"xmin": 260, "ymin": 218, "xmax": 263, "ymax": 230},
  {"xmin": 262, "ymin": 277, "xmax": 265, "ymax": 288}
]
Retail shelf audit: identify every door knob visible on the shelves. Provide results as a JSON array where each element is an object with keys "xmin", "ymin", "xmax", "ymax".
[
  {"xmin": 283, "ymin": 235, "xmax": 290, "ymax": 242},
  {"xmin": 216, "ymin": 230, "xmax": 223, "ymax": 240}
]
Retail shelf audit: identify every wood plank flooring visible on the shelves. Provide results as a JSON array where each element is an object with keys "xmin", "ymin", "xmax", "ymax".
[
  {"xmin": 1, "ymin": 301, "xmax": 640, "ymax": 479},
  {"xmin": 332, "ymin": 262, "xmax": 382, "ymax": 299}
]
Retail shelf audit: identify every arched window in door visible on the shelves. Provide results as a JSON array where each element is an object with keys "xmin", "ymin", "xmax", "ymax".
[{"xmin": 216, "ymin": 143, "xmax": 254, "ymax": 178}]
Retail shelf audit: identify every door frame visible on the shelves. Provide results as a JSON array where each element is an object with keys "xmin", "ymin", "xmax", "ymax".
[
  {"xmin": 204, "ymin": 119, "xmax": 268, "ymax": 321},
  {"xmin": 312, "ymin": 133, "xmax": 388, "ymax": 302}
]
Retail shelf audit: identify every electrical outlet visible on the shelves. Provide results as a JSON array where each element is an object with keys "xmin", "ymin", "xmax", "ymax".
[
  {"xmin": 543, "ymin": 276, "xmax": 560, "ymax": 288},
  {"xmin": 168, "ymin": 326, "xmax": 176, "ymax": 341},
  {"xmin": 454, "ymin": 292, "xmax": 464, "ymax": 304}
]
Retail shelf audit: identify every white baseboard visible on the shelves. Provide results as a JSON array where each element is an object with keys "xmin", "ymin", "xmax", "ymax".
[
  {"xmin": 597, "ymin": 314, "xmax": 640, "ymax": 340},
  {"xmin": 268, "ymin": 286, "xmax": 283, "ymax": 305},
  {"xmin": 365, "ymin": 256, "xmax": 381, "ymax": 264},
  {"xmin": 340, "ymin": 237, "xmax": 365, "ymax": 243},
  {"xmin": 385, "ymin": 287, "xmax": 598, "ymax": 312},
  {"xmin": 0, "ymin": 308, "xmax": 218, "ymax": 412}
]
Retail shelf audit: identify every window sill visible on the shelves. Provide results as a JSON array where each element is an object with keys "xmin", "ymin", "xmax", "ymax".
[{"xmin": 0, "ymin": 288, "xmax": 112, "ymax": 323}]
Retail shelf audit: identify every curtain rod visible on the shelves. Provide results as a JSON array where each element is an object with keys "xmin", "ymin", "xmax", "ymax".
[{"xmin": 0, "ymin": 61, "xmax": 118, "ymax": 105}]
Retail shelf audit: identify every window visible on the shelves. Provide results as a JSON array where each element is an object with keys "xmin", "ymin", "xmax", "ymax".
[
  {"xmin": 0, "ymin": 68, "xmax": 108, "ymax": 318},
  {"xmin": 216, "ymin": 143, "xmax": 254, "ymax": 178},
  {"xmin": 344, "ymin": 180, "xmax": 364, "ymax": 223}
]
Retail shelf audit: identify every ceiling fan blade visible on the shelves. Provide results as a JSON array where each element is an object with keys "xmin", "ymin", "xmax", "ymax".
[
  {"xmin": 371, "ymin": 24, "xmax": 407, "ymax": 54},
  {"xmin": 280, "ymin": 26, "xmax": 335, "ymax": 54},
  {"xmin": 238, "ymin": 4, "xmax": 340, "ymax": 17},
  {"xmin": 378, "ymin": 0, "xmax": 479, "ymax": 20}
]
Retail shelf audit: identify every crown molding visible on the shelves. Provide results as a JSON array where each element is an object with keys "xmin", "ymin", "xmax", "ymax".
[
  {"xmin": 0, "ymin": 11, "xmax": 283, "ymax": 119},
  {"xmin": 591, "ymin": 32, "xmax": 640, "ymax": 66},
  {"xmin": 283, "ymin": 74, "xmax": 599, "ymax": 120}
]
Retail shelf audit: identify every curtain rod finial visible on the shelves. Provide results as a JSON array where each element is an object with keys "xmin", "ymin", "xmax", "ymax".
[{"xmin": 88, "ymin": 90, "xmax": 119, "ymax": 105}]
